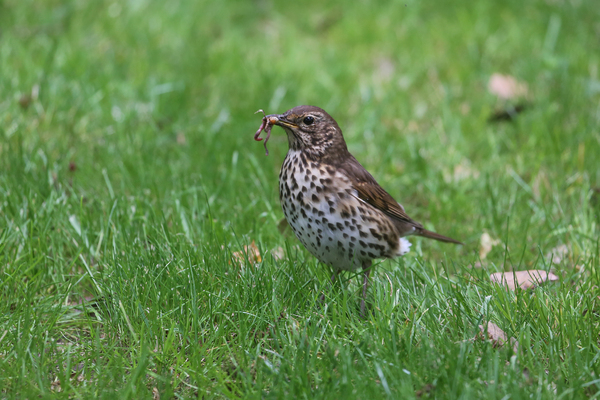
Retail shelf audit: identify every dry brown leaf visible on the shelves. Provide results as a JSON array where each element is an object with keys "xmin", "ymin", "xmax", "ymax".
[
  {"xmin": 479, "ymin": 321, "xmax": 507, "ymax": 346},
  {"xmin": 546, "ymin": 244, "xmax": 568, "ymax": 265},
  {"xmin": 444, "ymin": 159, "xmax": 480, "ymax": 183},
  {"xmin": 231, "ymin": 241, "xmax": 262, "ymax": 266},
  {"xmin": 271, "ymin": 246, "xmax": 285, "ymax": 261},
  {"xmin": 490, "ymin": 270, "xmax": 559, "ymax": 290},
  {"xmin": 478, "ymin": 321, "xmax": 518, "ymax": 353},
  {"xmin": 454, "ymin": 160, "xmax": 480, "ymax": 181},
  {"xmin": 50, "ymin": 377, "xmax": 62, "ymax": 392},
  {"xmin": 480, "ymin": 232, "xmax": 500, "ymax": 260},
  {"xmin": 488, "ymin": 73, "xmax": 528, "ymax": 100},
  {"xmin": 416, "ymin": 383, "xmax": 434, "ymax": 398},
  {"xmin": 375, "ymin": 57, "xmax": 395, "ymax": 81}
]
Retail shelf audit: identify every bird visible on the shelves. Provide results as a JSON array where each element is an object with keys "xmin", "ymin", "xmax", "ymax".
[{"xmin": 254, "ymin": 105, "xmax": 462, "ymax": 316}]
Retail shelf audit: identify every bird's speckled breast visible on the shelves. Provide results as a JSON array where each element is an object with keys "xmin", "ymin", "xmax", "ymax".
[{"xmin": 278, "ymin": 150, "xmax": 409, "ymax": 272}]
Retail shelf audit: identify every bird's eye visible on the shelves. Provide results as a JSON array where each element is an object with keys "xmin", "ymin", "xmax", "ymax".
[{"xmin": 303, "ymin": 116, "xmax": 315, "ymax": 125}]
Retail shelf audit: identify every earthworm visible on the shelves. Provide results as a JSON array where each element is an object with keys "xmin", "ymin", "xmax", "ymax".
[{"xmin": 254, "ymin": 109, "xmax": 272, "ymax": 156}]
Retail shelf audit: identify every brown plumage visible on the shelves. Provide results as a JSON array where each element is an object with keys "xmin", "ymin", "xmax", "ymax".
[{"xmin": 255, "ymin": 105, "xmax": 462, "ymax": 316}]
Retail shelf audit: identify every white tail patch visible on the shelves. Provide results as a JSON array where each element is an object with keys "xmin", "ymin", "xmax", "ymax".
[{"xmin": 399, "ymin": 237, "xmax": 411, "ymax": 255}]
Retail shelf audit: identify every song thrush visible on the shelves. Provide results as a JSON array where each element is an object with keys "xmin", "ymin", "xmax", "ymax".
[{"xmin": 255, "ymin": 105, "xmax": 462, "ymax": 316}]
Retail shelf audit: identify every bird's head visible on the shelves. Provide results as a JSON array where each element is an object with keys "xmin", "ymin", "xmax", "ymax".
[{"xmin": 265, "ymin": 105, "xmax": 348, "ymax": 159}]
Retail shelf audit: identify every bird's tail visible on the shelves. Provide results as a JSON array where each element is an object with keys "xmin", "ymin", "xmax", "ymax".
[{"xmin": 418, "ymin": 229, "xmax": 463, "ymax": 245}]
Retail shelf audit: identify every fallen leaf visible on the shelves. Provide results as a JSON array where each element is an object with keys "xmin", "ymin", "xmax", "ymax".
[
  {"xmin": 416, "ymin": 383, "xmax": 434, "ymax": 398},
  {"xmin": 231, "ymin": 241, "xmax": 262, "ymax": 266},
  {"xmin": 479, "ymin": 321, "xmax": 507, "ymax": 345},
  {"xmin": 271, "ymin": 246, "xmax": 285, "ymax": 261},
  {"xmin": 469, "ymin": 261, "xmax": 483, "ymax": 269},
  {"xmin": 488, "ymin": 73, "xmax": 528, "ymax": 100},
  {"xmin": 478, "ymin": 321, "xmax": 518, "ymax": 353},
  {"xmin": 50, "ymin": 377, "xmax": 62, "ymax": 392},
  {"xmin": 453, "ymin": 159, "xmax": 480, "ymax": 181},
  {"xmin": 546, "ymin": 244, "xmax": 568, "ymax": 265},
  {"xmin": 479, "ymin": 232, "xmax": 500, "ymax": 260},
  {"xmin": 375, "ymin": 57, "xmax": 395, "ymax": 81},
  {"xmin": 490, "ymin": 270, "xmax": 559, "ymax": 290}
]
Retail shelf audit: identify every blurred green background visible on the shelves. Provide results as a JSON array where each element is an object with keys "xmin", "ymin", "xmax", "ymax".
[{"xmin": 1, "ymin": 0, "xmax": 599, "ymax": 397}]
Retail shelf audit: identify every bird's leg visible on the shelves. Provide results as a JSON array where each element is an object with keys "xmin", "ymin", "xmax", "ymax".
[
  {"xmin": 319, "ymin": 270, "xmax": 339, "ymax": 302},
  {"xmin": 360, "ymin": 261, "xmax": 372, "ymax": 318}
]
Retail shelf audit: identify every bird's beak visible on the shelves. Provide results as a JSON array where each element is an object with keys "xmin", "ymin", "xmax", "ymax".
[{"xmin": 266, "ymin": 114, "xmax": 297, "ymax": 129}]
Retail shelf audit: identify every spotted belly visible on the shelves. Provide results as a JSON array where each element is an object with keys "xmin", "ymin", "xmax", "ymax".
[{"xmin": 278, "ymin": 152, "xmax": 411, "ymax": 272}]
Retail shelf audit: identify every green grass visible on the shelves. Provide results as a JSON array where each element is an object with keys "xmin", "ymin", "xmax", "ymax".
[{"xmin": 1, "ymin": 0, "xmax": 600, "ymax": 398}]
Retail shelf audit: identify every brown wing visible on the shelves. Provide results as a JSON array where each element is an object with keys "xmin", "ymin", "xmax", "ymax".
[
  {"xmin": 352, "ymin": 181, "xmax": 418, "ymax": 223},
  {"xmin": 338, "ymin": 155, "xmax": 463, "ymax": 244},
  {"xmin": 339, "ymin": 155, "xmax": 422, "ymax": 228}
]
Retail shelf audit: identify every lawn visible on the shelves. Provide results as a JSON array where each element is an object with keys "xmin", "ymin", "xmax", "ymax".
[{"xmin": 1, "ymin": 0, "xmax": 599, "ymax": 398}]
